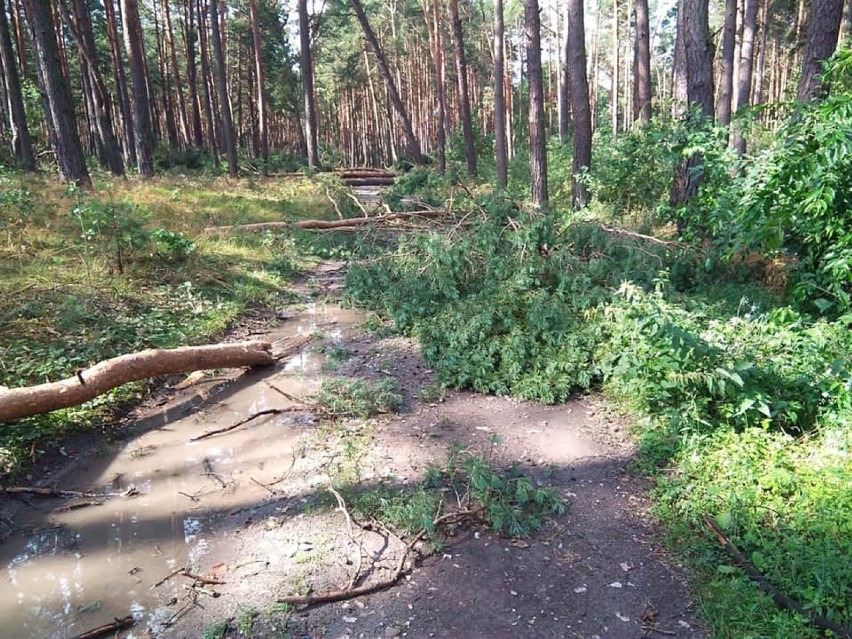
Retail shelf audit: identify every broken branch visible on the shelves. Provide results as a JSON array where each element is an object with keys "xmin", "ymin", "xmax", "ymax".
[
  {"xmin": 68, "ymin": 615, "xmax": 134, "ymax": 639},
  {"xmin": 703, "ymin": 513, "xmax": 851, "ymax": 639},
  {"xmin": 190, "ymin": 407, "xmax": 302, "ymax": 441},
  {"xmin": 204, "ymin": 210, "xmax": 450, "ymax": 234},
  {"xmin": 0, "ymin": 341, "xmax": 274, "ymax": 423}
]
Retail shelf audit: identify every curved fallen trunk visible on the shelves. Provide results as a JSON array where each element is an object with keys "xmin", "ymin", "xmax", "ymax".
[
  {"xmin": 0, "ymin": 341, "xmax": 274, "ymax": 423},
  {"xmin": 204, "ymin": 210, "xmax": 448, "ymax": 234}
]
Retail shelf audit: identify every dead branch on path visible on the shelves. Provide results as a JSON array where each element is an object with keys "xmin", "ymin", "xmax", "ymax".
[
  {"xmin": 179, "ymin": 569, "xmax": 226, "ymax": 585},
  {"xmin": 67, "ymin": 615, "xmax": 134, "ymax": 639},
  {"xmin": 703, "ymin": 513, "xmax": 852, "ymax": 639},
  {"xmin": 203, "ymin": 210, "xmax": 450, "ymax": 234},
  {"xmin": 276, "ymin": 510, "xmax": 476, "ymax": 607},
  {"xmin": 0, "ymin": 341, "xmax": 274, "ymax": 423},
  {"xmin": 190, "ymin": 407, "xmax": 304, "ymax": 441}
]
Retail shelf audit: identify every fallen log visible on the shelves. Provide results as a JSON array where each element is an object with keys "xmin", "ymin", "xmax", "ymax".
[
  {"xmin": 0, "ymin": 342, "xmax": 274, "ymax": 424},
  {"xmin": 204, "ymin": 210, "xmax": 449, "ymax": 234},
  {"xmin": 341, "ymin": 177, "xmax": 396, "ymax": 187}
]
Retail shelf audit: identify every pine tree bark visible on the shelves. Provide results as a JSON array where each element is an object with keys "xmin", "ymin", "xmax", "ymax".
[
  {"xmin": 26, "ymin": 0, "xmax": 90, "ymax": 186},
  {"xmin": 348, "ymin": 0, "xmax": 425, "ymax": 165},
  {"xmin": 248, "ymin": 0, "xmax": 268, "ymax": 172},
  {"xmin": 797, "ymin": 0, "xmax": 844, "ymax": 101},
  {"xmin": 196, "ymin": 0, "xmax": 218, "ymax": 161},
  {"xmin": 0, "ymin": 0, "xmax": 35, "ymax": 170},
  {"xmin": 525, "ymin": 0, "xmax": 548, "ymax": 209},
  {"xmin": 671, "ymin": 0, "xmax": 714, "ymax": 210},
  {"xmin": 298, "ymin": 0, "xmax": 319, "ymax": 168},
  {"xmin": 121, "ymin": 0, "xmax": 155, "ymax": 176},
  {"xmin": 732, "ymin": 0, "xmax": 758, "ymax": 154},
  {"xmin": 209, "ymin": 0, "xmax": 237, "ymax": 176},
  {"xmin": 633, "ymin": 0, "xmax": 652, "ymax": 123},
  {"xmin": 450, "ymin": 0, "xmax": 477, "ymax": 176},
  {"xmin": 493, "ymin": 0, "xmax": 508, "ymax": 188},
  {"xmin": 567, "ymin": 0, "xmax": 592, "ymax": 208},
  {"xmin": 422, "ymin": 0, "xmax": 447, "ymax": 173},
  {"xmin": 717, "ymin": 0, "xmax": 737, "ymax": 127}
]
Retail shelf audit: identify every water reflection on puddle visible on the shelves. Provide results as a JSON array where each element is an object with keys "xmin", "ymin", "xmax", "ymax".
[{"xmin": 0, "ymin": 303, "xmax": 365, "ymax": 638}]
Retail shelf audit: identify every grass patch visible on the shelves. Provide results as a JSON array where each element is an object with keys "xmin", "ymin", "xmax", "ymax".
[{"xmin": 312, "ymin": 378, "xmax": 402, "ymax": 418}]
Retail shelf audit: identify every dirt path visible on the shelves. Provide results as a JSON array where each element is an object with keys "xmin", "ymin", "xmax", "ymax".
[{"xmin": 0, "ymin": 264, "xmax": 707, "ymax": 639}]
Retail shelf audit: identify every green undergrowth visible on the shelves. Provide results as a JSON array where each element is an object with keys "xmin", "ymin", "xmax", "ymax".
[
  {"xmin": 0, "ymin": 173, "xmax": 335, "ymax": 476},
  {"xmin": 312, "ymin": 377, "xmax": 402, "ymax": 418},
  {"xmin": 341, "ymin": 443, "xmax": 565, "ymax": 541},
  {"xmin": 343, "ymin": 196, "xmax": 852, "ymax": 636}
]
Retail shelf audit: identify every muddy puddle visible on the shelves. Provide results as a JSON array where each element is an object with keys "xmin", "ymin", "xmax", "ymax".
[{"xmin": 1, "ymin": 303, "xmax": 366, "ymax": 639}]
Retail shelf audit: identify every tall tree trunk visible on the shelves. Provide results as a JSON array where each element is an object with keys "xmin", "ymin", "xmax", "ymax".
[
  {"xmin": 422, "ymin": 0, "xmax": 447, "ymax": 173},
  {"xmin": 493, "ymin": 0, "xmax": 508, "ymax": 188},
  {"xmin": 671, "ymin": 0, "xmax": 714, "ymax": 210},
  {"xmin": 558, "ymin": 4, "xmax": 571, "ymax": 142},
  {"xmin": 26, "ymin": 0, "xmax": 90, "ymax": 186},
  {"xmin": 104, "ymin": 0, "xmax": 135, "ymax": 167},
  {"xmin": 183, "ymin": 0, "xmax": 204, "ymax": 147},
  {"xmin": 525, "ymin": 0, "xmax": 547, "ymax": 209},
  {"xmin": 196, "ymin": 0, "xmax": 218, "ymax": 160},
  {"xmin": 753, "ymin": 0, "xmax": 769, "ymax": 105},
  {"xmin": 121, "ymin": 0, "xmax": 155, "ymax": 176},
  {"xmin": 633, "ymin": 0, "xmax": 652, "ymax": 124},
  {"xmin": 11, "ymin": 0, "xmax": 27, "ymax": 79},
  {"xmin": 162, "ymin": 0, "xmax": 190, "ymax": 148},
  {"xmin": 64, "ymin": 0, "xmax": 124, "ymax": 175},
  {"xmin": 0, "ymin": 0, "xmax": 34, "ymax": 169},
  {"xmin": 249, "ymin": 0, "xmax": 267, "ymax": 172},
  {"xmin": 797, "ymin": 0, "xmax": 844, "ymax": 101},
  {"xmin": 298, "ymin": 0, "xmax": 318, "ymax": 168},
  {"xmin": 348, "ymin": 0, "xmax": 425, "ymax": 164},
  {"xmin": 209, "ymin": 0, "xmax": 237, "ymax": 176},
  {"xmin": 611, "ymin": 0, "xmax": 619, "ymax": 135},
  {"xmin": 450, "ymin": 0, "xmax": 477, "ymax": 176},
  {"xmin": 567, "ymin": 0, "xmax": 592, "ymax": 208},
  {"xmin": 717, "ymin": 0, "xmax": 736, "ymax": 127},
  {"xmin": 732, "ymin": 0, "xmax": 758, "ymax": 154}
]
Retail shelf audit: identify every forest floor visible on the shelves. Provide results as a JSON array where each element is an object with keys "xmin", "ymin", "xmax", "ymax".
[{"xmin": 0, "ymin": 262, "xmax": 708, "ymax": 639}]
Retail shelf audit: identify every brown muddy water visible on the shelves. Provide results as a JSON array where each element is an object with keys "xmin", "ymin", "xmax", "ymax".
[{"xmin": 1, "ymin": 303, "xmax": 366, "ymax": 639}]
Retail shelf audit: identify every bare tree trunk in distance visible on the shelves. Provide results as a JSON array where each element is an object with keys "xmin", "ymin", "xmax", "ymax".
[
  {"xmin": 26, "ymin": 0, "xmax": 90, "ymax": 186},
  {"xmin": 66, "ymin": 0, "xmax": 124, "ymax": 175},
  {"xmin": 558, "ymin": 4, "xmax": 571, "ymax": 143},
  {"xmin": 797, "ymin": 0, "xmax": 844, "ymax": 101},
  {"xmin": 732, "ymin": 0, "xmax": 759, "ymax": 154},
  {"xmin": 184, "ymin": 0, "xmax": 204, "ymax": 147},
  {"xmin": 525, "ymin": 0, "xmax": 548, "ymax": 209},
  {"xmin": 162, "ymin": 0, "xmax": 190, "ymax": 148},
  {"xmin": 298, "ymin": 0, "xmax": 319, "ymax": 168},
  {"xmin": 104, "ymin": 0, "xmax": 136, "ymax": 167},
  {"xmin": 633, "ymin": 0, "xmax": 652, "ymax": 124},
  {"xmin": 611, "ymin": 0, "xmax": 619, "ymax": 135},
  {"xmin": 567, "ymin": 0, "xmax": 592, "ymax": 208},
  {"xmin": 249, "ymin": 0, "xmax": 268, "ymax": 172},
  {"xmin": 671, "ymin": 0, "xmax": 714, "ymax": 210},
  {"xmin": 717, "ymin": 0, "xmax": 736, "ymax": 128},
  {"xmin": 450, "ymin": 0, "xmax": 477, "ymax": 176},
  {"xmin": 421, "ymin": 0, "xmax": 446, "ymax": 173},
  {"xmin": 493, "ymin": 0, "xmax": 508, "ymax": 188},
  {"xmin": 348, "ymin": 0, "xmax": 425, "ymax": 165},
  {"xmin": 209, "ymin": 0, "xmax": 237, "ymax": 176},
  {"xmin": 0, "ymin": 0, "xmax": 35, "ymax": 170},
  {"xmin": 754, "ymin": 0, "xmax": 769, "ymax": 105},
  {"xmin": 122, "ymin": 0, "xmax": 155, "ymax": 176}
]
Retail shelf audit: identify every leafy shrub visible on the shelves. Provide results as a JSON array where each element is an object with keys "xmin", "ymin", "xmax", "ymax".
[
  {"xmin": 730, "ymin": 46, "xmax": 852, "ymax": 314},
  {"xmin": 150, "ymin": 228, "xmax": 196, "ymax": 261}
]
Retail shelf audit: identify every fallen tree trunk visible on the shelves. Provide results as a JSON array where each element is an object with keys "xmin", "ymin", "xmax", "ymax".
[
  {"xmin": 341, "ymin": 177, "xmax": 396, "ymax": 187},
  {"xmin": 205, "ymin": 210, "xmax": 449, "ymax": 234},
  {"xmin": 0, "ymin": 342, "xmax": 274, "ymax": 423}
]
